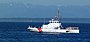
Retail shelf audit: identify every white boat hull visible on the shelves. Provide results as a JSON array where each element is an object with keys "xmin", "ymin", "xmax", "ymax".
[
  {"xmin": 42, "ymin": 29, "xmax": 79, "ymax": 33},
  {"xmin": 28, "ymin": 27, "xmax": 79, "ymax": 33}
]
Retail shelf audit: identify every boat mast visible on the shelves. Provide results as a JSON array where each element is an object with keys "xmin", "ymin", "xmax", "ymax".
[
  {"xmin": 57, "ymin": 8, "xmax": 60, "ymax": 21},
  {"xmin": 55, "ymin": 8, "xmax": 60, "ymax": 21},
  {"xmin": 57, "ymin": 8, "xmax": 63, "ymax": 28}
]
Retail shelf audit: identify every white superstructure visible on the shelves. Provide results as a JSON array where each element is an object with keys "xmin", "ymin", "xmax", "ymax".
[{"xmin": 27, "ymin": 8, "xmax": 79, "ymax": 33}]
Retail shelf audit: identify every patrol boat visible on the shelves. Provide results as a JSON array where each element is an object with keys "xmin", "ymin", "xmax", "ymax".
[{"xmin": 27, "ymin": 8, "xmax": 79, "ymax": 33}]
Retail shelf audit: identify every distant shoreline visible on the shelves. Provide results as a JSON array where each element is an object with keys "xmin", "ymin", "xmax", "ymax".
[{"xmin": 0, "ymin": 18, "xmax": 90, "ymax": 23}]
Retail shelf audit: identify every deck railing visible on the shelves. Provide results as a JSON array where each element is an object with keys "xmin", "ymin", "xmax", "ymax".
[{"xmin": 66, "ymin": 27, "xmax": 79, "ymax": 30}]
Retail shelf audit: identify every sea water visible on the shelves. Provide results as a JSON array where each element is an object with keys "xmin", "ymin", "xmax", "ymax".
[{"xmin": 0, "ymin": 22, "xmax": 90, "ymax": 42}]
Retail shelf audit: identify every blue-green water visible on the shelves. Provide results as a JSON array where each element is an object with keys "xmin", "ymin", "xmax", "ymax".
[{"xmin": 0, "ymin": 22, "xmax": 90, "ymax": 42}]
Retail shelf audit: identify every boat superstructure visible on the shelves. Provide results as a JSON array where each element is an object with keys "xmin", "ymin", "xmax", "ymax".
[{"xmin": 27, "ymin": 8, "xmax": 79, "ymax": 33}]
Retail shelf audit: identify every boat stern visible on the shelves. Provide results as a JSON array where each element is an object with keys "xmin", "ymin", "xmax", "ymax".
[{"xmin": 65, "ymin": 27, "xmax": 79, "ymax": 33}]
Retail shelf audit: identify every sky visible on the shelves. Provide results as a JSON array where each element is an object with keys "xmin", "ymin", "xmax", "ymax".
[
  {"xmin": 0, "ymin": 0, "xmax": 90, "ymax": 18},
  {"xmin": 0, "ymin": 0, "xmax": 90, "ymax": 6}
]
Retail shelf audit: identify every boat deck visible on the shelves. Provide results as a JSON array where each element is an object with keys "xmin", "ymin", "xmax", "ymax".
[{"xmin": 66, "ymin": 27, "xmax": 79, "ymax": 30}]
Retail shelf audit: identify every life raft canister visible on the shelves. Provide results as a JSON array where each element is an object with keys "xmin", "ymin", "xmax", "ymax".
[{"xmin": 37, "ymin": 28, "xmax": 42, "ymax": 32}]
